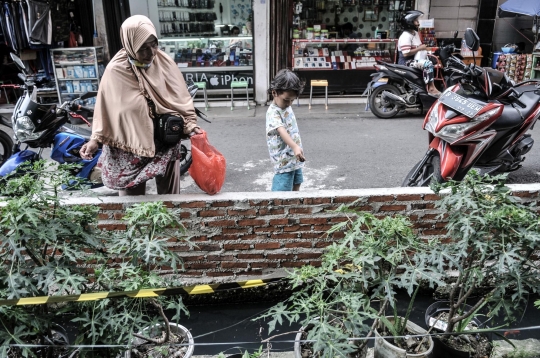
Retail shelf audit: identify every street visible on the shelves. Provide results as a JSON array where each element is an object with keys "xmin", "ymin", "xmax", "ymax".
[
  {"xmin": 137, "ymin": 103, "xmax": 540, "ymax": 195},
  {"xmin": 3, "ymin": 102, "xmax": 540, "ymax": 196}
]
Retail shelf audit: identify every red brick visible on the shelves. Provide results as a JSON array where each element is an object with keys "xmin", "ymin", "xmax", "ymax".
[
  {"xmin": 273, "ymin": 199, "xmax": 301, "ymax": 206},
  {"xmin": 238, "ymin": 219, "xmax": 267, "ymax": 226},
  {"xmin": 239, "ymin": 234, "xmax": 261, "ymax": 240},
  {"xmin": 379, "ymin": 205, "xmax": 407, "ymax": 212},
  {"xmin": 207, "ymin": 220, "xmax": 236, "ymax": 227},
  {"xmin": 328, "ymin": 217, "xmax": 349, "ymax": 223},
  {"xmin": 183, "ymin": 255, "xmax": 205, "ymax": 261},
  {"xmin": 251, "ymin": 262, "xmax": 278, "ymax": 268},
  {"xmin": 396, "ymin": 194, "xmax": 422, "ymax": 201},
  {"xmin": 513, "ymin": 191, "xmax": 539, "ymax": 198},
  {"xmin": 435, "ymin": 222, "xmax": 448, "ymax": 228},
  {"xmin": 162, "ymin": 201, "xmax": 175, "ymax": 208},
  {"xmin": 304, "ymin": 198, "xmax": 332, "ymax": 205},
  {"xmin": 254, "ymin": 242, "xmax": 280, "ymax": 250},
  {"xmin": 281, "ymin": 261, "xmax": 305, "ymax": 267},
  {"xmin": 98, "ymin": 213, "xmax": 110, "ymax": 220},
  {"xmin": 211, "ymin": 234, "xmax": 241, "ymax": 241},
  {"xmin": 334, "ymin": 196, "xmax": 361, "ymax": 204},
  {"xmin": 301, "ymin": 232, "xmax": 325, "ymax": 239},
  {"xmin": 199, "ymin": 210, "xmax": 226, "ymax": 217},
  {"xmin": 180, "ymin": 202, "xmax": 206, "ymax": 208},
  {"xmin": 254, "ymin": 227, "xmax": 275, "ymax": 234},
  {"xmin": 194, "ymin": 244, "xmax": 221, "ymax": 251},
  {"xmin": 211, "ymin": 201, "xmax": 235, "ymax": 207},
  {"xmin": 422, "ymin": 229, "xmax": 447, "ymax": 236},
  {"xmin": 222, "ymin": 228, "xmax": 250, "ymax": 235},
  {"xmin": 113, "ymin": 213, "xmax": 124, "ymax": 220},
  {"xmin": 315, "ymin": 242, "xmax": 332, "ymax": 248},
  {"xmin": 283, "ymin": 225, "xmax": 310, "ymax": 232},
  {"xmin": 250, "ymin": 200, "xmax": 271, "ymax": 206},
  {"xmin": 289, "ymin": 207, "xmax": 312, "ymax": 214},
  {"xmin": 99, "ymin": 203, "xmax": 123, "ymax": 210},
  {"xmin": 188, "ymin": 263, "xmax": 217, "ymax": 269},
  {"xmin": 221, "ymin": 262, "xmax": 248, "ymax": 269},
  {"xmin": 237, "ymin": 254, "xmax": 265, "ymax": 259},
  {"xmin": 309, "ymin": 260, "xmax": 322, "ymax": 267},
  {"xmin": 299, "ymin": 218, "xmax": 327, "ymax": 225},
  {"xmin": 180, "ymin": 212, "xmax": 192, "ymax": 219},
  {"xmin": 269, "ymin": 218, "xmax": 289, "ymax": 225},
  {"xmin": 267, "ymin": 254, "xmax": 294, "ymax": 260},
  {"xmin": 423, "ymin": 194, "xmax": 441, "ymax": 201},
  {"xmin": 285, "ymin": 242, "xmax": 312, "ymax": 248},
  {"xmin": 313, "ymin": 224, "xmax": 333, "ymax": 231},
  {"xmin": 228, "ymin": 209, "xmax": 257, "ymax": 216},
  {"xmin": 259, "ymin": 208, "xmax": 285, "ymax": 215},
  {"xmin": 97, "ymin": 223, "xmax": 127, "ymax": 231},
  {"xmin": 171, "ymin": 245, "xmax": 191, "ymax": 252},
  {"xmin": 207, "ymin": 255, "xmax": 235, "ymax": 261},
  {"xmin": 330, "ymin": 231, "xmax": 346, "ymax": 239},
  {"xmin": 423, "ymin": 213, "xmax": 443, "ymax": 220},
  {"xmin": 297, "ymin": 253, "xmax": 322, "ymax": 259},
  {"xmin": 271, "ymin": 233, "xmax": 298, "ymax": 239},
  {"xmin": 207, "ymin": 271, "xmax": 234, "ymax": 277},
  {"xmin": 368, "ymin": 195, "xmax": 394, "ymax": 203},
  {"xmin": 246, "ymin": 269, "xmax": 263, "ymax": 275},
  {"xmin": 413, "ymin": 222, "xmax": 433, "ymax": 229},
  {"xmin": 224, "ymin": 243, "xmax": 251, "ymax": 250}
]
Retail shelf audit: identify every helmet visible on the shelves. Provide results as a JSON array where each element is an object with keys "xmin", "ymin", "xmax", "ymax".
[{"xmin": 401, "ymin": 10, "xmax": 423, "ymax": 31}]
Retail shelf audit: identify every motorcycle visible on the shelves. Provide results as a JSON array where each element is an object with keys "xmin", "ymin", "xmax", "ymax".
[
  {"xmin": 0, "ymin": 53, "xmax": 210, "ymax": 188},
  {"xmin": 366, "ymin": 32, "xmax": 462, "ymax": 119},
  {"xmin": 402, "ymin": 28, "xmax": 540, "ymax": 186}
]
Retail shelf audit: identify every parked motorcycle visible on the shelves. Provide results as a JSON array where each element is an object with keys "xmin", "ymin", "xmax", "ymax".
[
  {"xmin": 0, "ymin": 53, "xmax": 210, "ymax": 188},
  {"xmin": 367, "ymin": 33, "xmax": 462, "ymax": 119},
  {"xmin": 402, "ymin": 28, "xmax": 540, "ymax": 186},
  {"xmin": 0, "ymin": 115, "xmax": 14, "ymax": 167}
]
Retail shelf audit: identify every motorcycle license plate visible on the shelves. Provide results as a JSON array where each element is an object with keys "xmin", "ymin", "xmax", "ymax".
[{"xmin": 438, "ymin": 91, "xmax": 484, "ymax": 118}]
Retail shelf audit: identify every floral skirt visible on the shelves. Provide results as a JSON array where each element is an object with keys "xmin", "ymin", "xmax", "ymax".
[{"xmin": 98, "ymin": 143, "xmax": 182, "ymax": 190}]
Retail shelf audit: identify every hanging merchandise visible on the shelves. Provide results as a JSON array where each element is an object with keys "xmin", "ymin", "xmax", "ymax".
[{"xmin": 27, "ymin": 0, "xmax": 53, "ymax": 45}]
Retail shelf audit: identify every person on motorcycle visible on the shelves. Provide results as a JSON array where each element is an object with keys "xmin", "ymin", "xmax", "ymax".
[
  {"xmin": 397, "ymin": 10, "xmax": 441, "ymax": 97},
  {"xmin": 79, "ymin": 15, "xmax": 201, "ymax": 196}
]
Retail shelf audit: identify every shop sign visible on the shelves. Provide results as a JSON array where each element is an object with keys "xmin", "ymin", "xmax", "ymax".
[{"xmin": 183, "ymin": 71, "xmax": 253, "ymax": 89}]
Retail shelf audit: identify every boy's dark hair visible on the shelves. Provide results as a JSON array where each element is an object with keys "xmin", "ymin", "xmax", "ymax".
[{"xmin": 268, "ymin": 69, "xmax": 305, "ymax": 97}]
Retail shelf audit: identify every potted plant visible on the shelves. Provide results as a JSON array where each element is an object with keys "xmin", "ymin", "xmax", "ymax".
[
  {"xmin": 0, "ymin": 161, "xmax": 193, "ymax": 358},
  {"xmin": 425, "ymin": 171, "xmax": 540, "ymax": 358}
]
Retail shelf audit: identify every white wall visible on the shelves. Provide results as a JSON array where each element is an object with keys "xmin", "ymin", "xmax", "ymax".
[{"xmin": 129, "ymin": 0, "xmax": 160, "ymax": 36}]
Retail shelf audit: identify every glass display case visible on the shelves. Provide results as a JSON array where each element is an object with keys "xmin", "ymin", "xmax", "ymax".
[
  {"xmin": 159, "ymin": 37, "xmax": 253, "ymax": 91},
  {"xmin": 292, "ymin": 39, "xmax": 396, "ymax": 71},
  {"xmin": 50, "ymin": 47, "xmax": 104, "ymax": 107}
]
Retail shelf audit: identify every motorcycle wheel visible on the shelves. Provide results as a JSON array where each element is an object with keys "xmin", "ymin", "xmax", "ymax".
[
  {"xmin": 402, "ymin": 152, "xmax": 444, "ymax": 187},
  {"xmin": 0, "ymin": 130, "xmax": 13, "ymax": 167},
  {"xmin": 179, "ymin": 143, "xmax": 192, "ymax": 175},
  {"xmin": 369, "ymin": 84, "xmax": 401, "ymax": 119}
]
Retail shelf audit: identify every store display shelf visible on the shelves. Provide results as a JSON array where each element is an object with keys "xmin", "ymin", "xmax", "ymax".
[
  {"xmin": 158, "ymin": 19, "xmax": 215, "ymax": 23},
  {"xmin": 293, "ymin": 38, "xmax": 397, "ymax": 44},
  {"xmin": 57, "ymin": 78, "xmax": 98, "ymax": 81},
  {"xmin": 180, "ymin": 65, "xmax": 253, "ymax": 72},
  {"xmin": 60, "ymin": 92, "xmax": 92, "ymax": 95},
  {"xmin": 161, "ymin": 32, "xmax": 217, "ymax": 37},
  {"xmin": 55, "ymin": 62, "xmax": 96, "ymax": 66},
  {"xmin": 157, "ymin": 6, "xmax": 215, "ymax": 10}
]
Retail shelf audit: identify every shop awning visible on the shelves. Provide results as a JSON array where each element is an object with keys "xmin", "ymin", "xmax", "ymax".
[{"xmin": 499, "ymin": 0, "xmax": 540, "ymax": 17}]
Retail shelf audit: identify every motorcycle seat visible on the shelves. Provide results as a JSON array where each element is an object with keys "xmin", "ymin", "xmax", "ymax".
[
  {"xmin": 492, "ymin": 89, "xmax": 540, "ymax": 130},
  {"xmin": 61, "ymin": 123, "xmax": 92, "ymax": 141},
  {"xmin": 382, "ymin": 62, "xmax": 423, "ymax": 76}
]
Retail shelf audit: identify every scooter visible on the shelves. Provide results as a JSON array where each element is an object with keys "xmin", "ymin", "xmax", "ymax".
[
  {"xmin": 402, "ymin": 28, "xmax": 540, "ymax": 186},
  {"xmin": 366, "ymin": 33, "xmax": 462, "ymax": 119}
]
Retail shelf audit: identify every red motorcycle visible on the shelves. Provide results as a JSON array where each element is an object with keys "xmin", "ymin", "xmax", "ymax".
[{"xmin": 403, "ymin": 29, "xmax": 540, "ymax": 186}]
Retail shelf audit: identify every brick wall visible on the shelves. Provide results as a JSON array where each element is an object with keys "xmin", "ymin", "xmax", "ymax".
[{"xmin": 64, "ymin": 184, "xmax": 540, "ymax": 284}]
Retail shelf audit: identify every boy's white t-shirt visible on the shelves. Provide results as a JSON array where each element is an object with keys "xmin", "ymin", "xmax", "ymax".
[
  {"xmin": 266, "ymin": 103, "xmax": 304, "ymax": 174},
  {"xmin": 398, "ymin": 31, "xmax": 426, "ymax": 61}
]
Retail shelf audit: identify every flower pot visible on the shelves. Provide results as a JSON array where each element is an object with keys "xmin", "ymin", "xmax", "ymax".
[
  {"xmin": 125, "ymin": 322, "xmax": 194, "ymax": 358},
  {"xmin": 374, "ymin": 317, "xmax": 433, "ymax": 358},
  {"xmin": 424, "ymin": 301, "xmax": 492, "ymax": 358},
  {"xmin": 294, "ymin": 319, "xmax": 368, "ymax": 358}
]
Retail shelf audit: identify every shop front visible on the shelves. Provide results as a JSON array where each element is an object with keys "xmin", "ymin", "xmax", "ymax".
[
  {"xmin": 287, "ymin": 0, "xmax": 416, "ymax": 95},
  {"xmin": 154, "ymin": 0, "xmax": 255, "ymax": 98}
]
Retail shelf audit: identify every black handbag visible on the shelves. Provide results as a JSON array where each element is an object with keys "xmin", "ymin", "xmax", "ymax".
[{"xmin": 154, "ymin": 114, "xmax": 184, "ymax": 146}]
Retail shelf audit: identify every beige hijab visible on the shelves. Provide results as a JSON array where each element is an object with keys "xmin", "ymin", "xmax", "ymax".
[{"xmin": 91, "ymin": 15, "xmax": 197, "ymax": 157}]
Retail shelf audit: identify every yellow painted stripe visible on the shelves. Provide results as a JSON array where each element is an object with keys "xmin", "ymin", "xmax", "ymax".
[
  {"xmin": 183, "ymin": 285, "xmax": 214, "ymax": 295},
  {"xmin": 126, "ymin": 289, "xmax": 161, "ymax": 298},
  {"xmin": 16, "ymin": 297, "xmax": 49, "ymax": 305},
  {"xmin": 76, "ymin": 292, "xmax": 109, "ymax": 301},
  {"xmin": 238, "ymin": 280, "xmax": 265, "ymax": 289}
]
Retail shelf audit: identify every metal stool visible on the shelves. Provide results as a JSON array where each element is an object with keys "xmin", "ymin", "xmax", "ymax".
[
  {"xmin": 193, "ymin": 81, "xmax": 209, "ymax": 111},
  {"xmin": 309, "ymin": 80, "xmax": 328, "ymax": 110},
  {"xmin": 230, "ymin": 81, "xmax": 250, "ymax": 110}
]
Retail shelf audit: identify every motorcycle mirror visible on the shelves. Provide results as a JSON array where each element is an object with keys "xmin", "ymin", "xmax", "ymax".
[
  {"xmin": 17, "ymin": 73, "xmax": 26, "ymax": 82},
  {"xmin": 79, "ymin": 91, "xmax": 97, "ymax": 100},
  {"xmin": 453, "ymin": 30, "xmax": 458, "ymax": 38},
  {"xmin": 10, "ymin": 53, "xmax": 26, "ymax": 73},
  {"xmin": 464, "ymin": 28, "xmax": 480, "ymax": 51}
]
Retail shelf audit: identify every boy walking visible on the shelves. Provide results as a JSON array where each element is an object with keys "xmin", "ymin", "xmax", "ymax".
[{"xmin": 266, "ymin": 69, "xmax": 306, "ymax": 191}]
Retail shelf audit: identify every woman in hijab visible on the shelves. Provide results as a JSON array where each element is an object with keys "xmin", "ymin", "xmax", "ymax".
[{"xmin": 80, "ymin": 15, "xmax": 201, "ymax": 196}]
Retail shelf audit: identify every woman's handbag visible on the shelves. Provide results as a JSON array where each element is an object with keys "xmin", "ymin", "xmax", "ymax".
[{"xmin": 154, "ymin": 114, "xmax": 184, "ymax": 146}]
